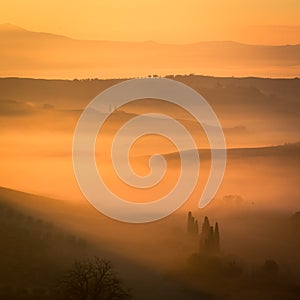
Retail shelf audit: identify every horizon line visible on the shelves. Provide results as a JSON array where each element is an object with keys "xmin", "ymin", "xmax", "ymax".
[
  {"xmin": 0, "ymin": 74, "xmax": 299, "ymax": 81},
  {"xmin": 1, "ymin": 22, "xmax": 300, "ymax": 47}
]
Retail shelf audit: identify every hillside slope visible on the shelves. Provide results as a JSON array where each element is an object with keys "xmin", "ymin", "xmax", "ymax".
[{"xmin": 1, "ymin": 24, "xmax": 299, "ymax": 78}]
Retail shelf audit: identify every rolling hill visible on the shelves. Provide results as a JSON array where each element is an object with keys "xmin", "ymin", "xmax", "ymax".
[
  {"xmin": 0, "ymin": 187, "xmax": 201, "ymax": 300},
  {"xmin": 0, "ymin": 189, "xmax": 87, "ymax": 299},
  {"xmin": 0, "ymin": 23, "xmax": 299, "ymax": 78}
]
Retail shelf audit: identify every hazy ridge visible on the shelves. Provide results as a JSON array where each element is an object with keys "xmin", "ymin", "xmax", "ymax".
[{"xmin": 1, "ymin": 23, "xmax": 300, "ymax": 78}]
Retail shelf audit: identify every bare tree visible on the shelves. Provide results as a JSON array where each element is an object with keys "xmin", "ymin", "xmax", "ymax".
[{"xmin": 60, "ymin": 257, "xmax": 131, "ymax": 300}]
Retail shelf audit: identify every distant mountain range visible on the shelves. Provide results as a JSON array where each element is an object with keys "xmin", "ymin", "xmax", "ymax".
[{"xmin": 0, "ymin": 23, "xmax": 299, "ymax": 79}]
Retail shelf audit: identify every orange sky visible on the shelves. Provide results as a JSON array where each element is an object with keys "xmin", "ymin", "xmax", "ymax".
[{"xmin": 1, "ymin": 0, "xmax": 300, "ymax": 44}]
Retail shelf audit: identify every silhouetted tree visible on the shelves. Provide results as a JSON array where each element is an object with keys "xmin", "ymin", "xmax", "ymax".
[
  {"xmin": 214, "ymin": 222, "xmax": 220, "ymax": 252},
  {"xmin": 194, "ymin": 220, "xmax": 199, "ymax": 234},
  {"xmin": 187, "ymin": 211, "xmax": 199, "ymax": 234},
  {"xmin": 60, "ymin": 257, "xmax": 131, "ymax": 300},
  {"xmin": 187, "ymin": 211, "xmax": 193, "ymax": 233},
  {"xmin": 199, "ymin": 217, "xmax": 221, "ymax": 254}
]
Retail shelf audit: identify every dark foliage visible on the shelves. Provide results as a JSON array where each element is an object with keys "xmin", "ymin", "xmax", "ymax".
[{"xmin": 59, "ymin": 257, "xmax": 131, "ymax": 300}]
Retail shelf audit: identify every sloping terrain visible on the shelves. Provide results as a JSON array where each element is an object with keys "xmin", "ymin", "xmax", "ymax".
[{"xmin": 1, "ymin": 23, "xmax": 299, "ymax": 78}]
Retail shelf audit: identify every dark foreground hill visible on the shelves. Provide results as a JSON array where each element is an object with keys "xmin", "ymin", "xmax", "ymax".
[{"xmin": 0, "ymin": 195, "xmax": 88, "ymax": 299}]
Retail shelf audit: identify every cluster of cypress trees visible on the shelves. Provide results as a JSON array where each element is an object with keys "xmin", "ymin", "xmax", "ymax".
[{"xmin": 187, "ymin": 212, "xmax": 220, "ymax": 253}]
